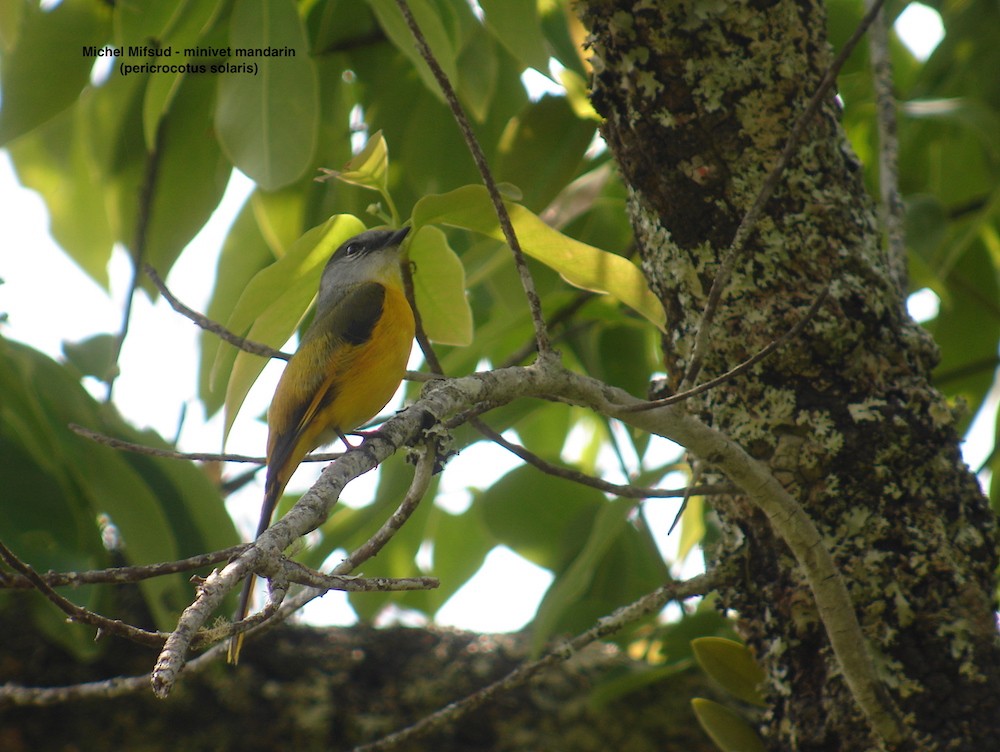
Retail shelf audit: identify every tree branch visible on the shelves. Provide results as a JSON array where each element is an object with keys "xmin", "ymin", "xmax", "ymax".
[
  {"xmin": 0, "ymin": 545, "xmax": 246, "ymax": 589},
  {"xmin": 0, "ymin": 540, "xmax": 165, "ymax": 648},
  {"xmin": 143, "ymin": 358, "xmax": 908, "ymax": 745},
  {"xmin": 352, "ymin": 568, "xmax": 722, "ymax": 751}
]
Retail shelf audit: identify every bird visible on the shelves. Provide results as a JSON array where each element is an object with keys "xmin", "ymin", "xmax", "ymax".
[{"xmin": 228, "ymin": 226, "xmax": 415, "ymax": 664}]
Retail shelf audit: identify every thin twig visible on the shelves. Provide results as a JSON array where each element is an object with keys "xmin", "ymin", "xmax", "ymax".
[
  {"xmin": 0, "ymin": 545, "xmax": 246, "ymax": 590},
  {"xmin": 221, "ymin": 440, "xmax": 439, "ymax": 653},
  {"xmin": 470, "ymin": 418, "xmax": 716, "ymax": 499},
  {"xmin": 394, "ymin": 0, "xmax": 552, "ymax": 357},
  {"xmin": 498, "ymin": 291, "xmax": 597, "ymax": 368},
  {"xmin": 280, "ymin": 560, "xmax": 438, "ymax": 592},
  {"xmin": 143, "ymin": 263, "xmax": 290, "ymax": 361},
  {"xmin": 626, "ymin": 287, "xmax": 829, "ymax": 412},
  {"xmin": 680, "ymin": 0, "xmax": 888, "ymax": 390},
  {"xmin": 69, "ymin": 423, "xmax": 340, "ymax": 465},
  {"xmin": 0, "ymin": 540, "xmax": 165, "ymax": 648},
  {"xmin": 865, "ymin": 0, "xmax": 907, "ymax": 296},
  {"xmin": 352, "ymin": 569, "xmax": 721, "ymax": 751},
  {"xmin": 331, "ymin": 442, "xmax": 438, "ymax": 576}
]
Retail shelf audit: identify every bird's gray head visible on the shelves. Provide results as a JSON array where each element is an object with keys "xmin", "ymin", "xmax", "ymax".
[{"xmin": 317, "ymin": 227, "xmax": 410, "ymax": 303}]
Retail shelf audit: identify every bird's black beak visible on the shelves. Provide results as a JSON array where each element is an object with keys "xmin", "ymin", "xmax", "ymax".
[{"xmin": 388, "ymin": 226, "xmax": 410, "ymax": 247}]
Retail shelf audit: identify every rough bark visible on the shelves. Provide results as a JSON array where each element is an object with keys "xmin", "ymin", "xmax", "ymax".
[
  {"xmin": 576, "ymin": 0, "xmax": 1000, "ymax": 749},
  {"xmin": 0, "ymin": 597, "xmax": 715, "ymax": 751}
]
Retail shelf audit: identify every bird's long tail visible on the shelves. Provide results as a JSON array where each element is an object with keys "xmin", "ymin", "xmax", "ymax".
[{"xmin": 227, "ymin": 481, "xmax": 282, "ymax": 665}]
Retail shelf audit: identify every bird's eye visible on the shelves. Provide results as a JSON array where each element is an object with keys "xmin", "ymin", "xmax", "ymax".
[{"xmin": 345, "ymin": 242, "xmax": 362, "ymax": 256}]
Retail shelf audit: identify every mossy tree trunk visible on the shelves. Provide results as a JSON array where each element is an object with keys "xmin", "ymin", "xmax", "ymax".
[{"xmin": 577, "ymin": 0, "xmax": 1000, "ymax": 748}]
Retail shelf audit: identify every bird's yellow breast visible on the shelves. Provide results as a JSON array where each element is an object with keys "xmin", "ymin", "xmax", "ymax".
[{"xmin": 324, "ymin": 283, "xmax": 415, "ymax": 432}]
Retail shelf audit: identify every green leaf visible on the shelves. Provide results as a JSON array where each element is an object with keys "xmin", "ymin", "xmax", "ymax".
[
  {"xmin": 454, "ymin": 22, "xmax": 499, "ymax": 123},
  {"xmin": 513, "ymin": 401, "xmax": 572, "ymax": 458},
  {"xmin": 676, "ymin": 494, "xmax": 706, "ymax": 564},
  {"xmin": 412, "ymin": 185, "xmax": 667, "ymax": 331},
  {"xmin": 143, "ymin": 72, "xmax": 231, "ymax": 284},
  {"xmin": 529, "ymin": 499, "xmax": 642, "ymax": 651},
  {"xmin": 691, "ymin": 698, "xmax": 767, "ymax": 752},
  {"xmin": 904, "ymin": 194, "xmax": 949, "ymax": 258},
  {"xmin": 0, "ymin": 338, "xmax": 237, "ymax": 648},
  {"xmin": 926, "ymin": 239, "xmax": 1000, "ymax": 431},
  {"xmin": 219, "ymin": 214, "xmax": 367, "ymax": 441},
  {"xmin": 479, "ymin": 465, "xmax": 603, "ymax": 572},
  {"xmin": 419, "ymin": 505, "xmax": 495, "ymax": 614},
  {"xmin": 408, "ymin": 226, "xmax": 473, "ymax": 346},
  {"xmin": 322, "ymin": 129, "xmax": 389, "ymax": 194},
  {"xmin": 133, "ymin": 0, "xmax": 226, "ymax": 149},
  {"xmin": 496, "ymin": 95, "xmax": 595, "ymax": 211},
  {"xmin": 200, "ymin": 198, "xmax": 276, "ymax": 415},
  {"xmin": 251, "ymin": 185, "xmax": 310, "ymax": 257},
  {"xmin": 6, "ymin": 106, "xmax": 116, "ymax": 289},
  {"xmin": 216, "ymin": 0, "xmax": 320, "ymax": 190},
  {"xmin": 0, "ymin": 0, "xmax": 110, "ymax": 145},
  {"xmin": 479, "ymin": 0, "xmax": 550, "ymax": 73},
  {"xmin": 62, "ymin": 334, "xmax": 118, "ymax": 382},
  {"xmin": 343, "ymin": 452, "xmax": 440, "ymax": 619},
  {"xmin": 366, "ymin": 0, "xmax": 456, "ymax": 102},
  {"xmin": 692, "ymin": 637, "xmax": 767, "ymax": 706}
]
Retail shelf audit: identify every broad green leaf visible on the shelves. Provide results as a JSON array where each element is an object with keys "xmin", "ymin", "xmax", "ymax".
[
  {"xmin": 142, "ymin": 69, "xmax": 186, "ymax": 150},
  {"xmin": 0, "ymin": 0, "xmax": 109, "ymax": 145},
  {"xmin": 529, "ymin": 499, "xmax": 669, "ymax": 651},
  {"xmin": 62, "ymin": 334, "xmax": 118, "ymax": 382},
  {"xmin": 0, "ymin": 338, "xmax": 237, "ymax": 647},
  {"xmin": 593, "ymin": 322, "xmax": 659, "ymax": 397},
  {"xmin": 220, "ymin": 214, "xmax": 366, "ymax": 441},
  {"xmin": 691, "ymin": 698, "xmax": 767, "ymax": 752},
  {"xmin": 408, "ymin": 225, "xmax": 473, "ymax": 346},
  {"xmin": 455, "ymin": 22, "xmax": 499, "ymax": 123},
  {"xmin": 480, "ymin": 0, "xmax": 550, "ymax": 73},
  {"xmin": 366, "ymin": 0, "xmax": 456, "ymax": 103},
  {"xmin": 6, "ymin": 105, "xmax": 115, "ymax": 289},
  {"xmin": 496, "ymin": 95, "xmax": 595, "ymax": 211},
  {"xmin": 306, "ymin": 0, "xmax": 379, "ymax": 53},
  {"xmin": 479, "ymin": 464, "xmax": 603, "ymax": 572},
  {"xmin": 656, "ymin": 607, "xmax": 739, "ymax": 665},
  {"xmin": 531, "ymin": 500, "xmax": 631, "ymax": 641},
  {"xmin": 904, "ymin": 194, "xmax": 949, "ymax": 258},
  {"xmin": 0, "ymin": 0, "xmax": 25, "ymax": 51},
  {"xmin": 143, "ymin": 72, "xmax": 231, "ymax": 284},
  {"xmin": 252, "ymin": 185, "xmax": 310, "ymax": 257},
  {"xmin": 420, "ymin": 505, "xmax": 495, "ymax": 614},
  {"xmin": 513, "ymin": 401, "xmax": 572, "ymax": 458},
  {"xmin": 135, "ymin": 0, "xmax": 226, "ymax": 149},
  {"xmin": 588, "ymin": 662, "xmax": 691, "ymax": 709},
  {"xmin": 216, "ymin": 0, "xmax": 319, "ymax": 190},
  {"xmin": 692, "ymin": 637, "xmax": 767, "ymax": 706},
  {"xmin": 559, "ymin": 67, "xmax": 600, "ymax": 121},
  {"xmin": 539, "ymin": 1, "xmax": 588, "ymax": 77},
  {"xmin": 200, "ymin": 198, "xmax": 276, "ymax": 415},
  {"xmin": 412, "ymin": 185, "xmax": 667, "ymax": 331}
]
